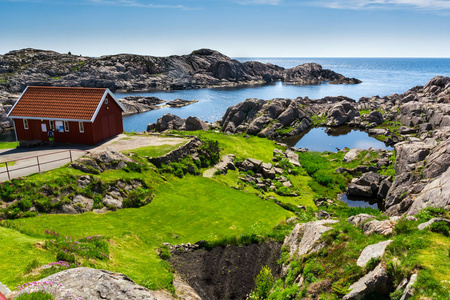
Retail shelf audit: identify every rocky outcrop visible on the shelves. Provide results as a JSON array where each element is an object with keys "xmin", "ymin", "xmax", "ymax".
[
  {"xmin": 12, "ymin": 267, "xmax": 176, "ymax": 300},
  {"xmin": 356, "ymin": 240, "xmax": 393, "ymax": 267},
  {"xmin": 0, "ymin": 48, "xmax": 359, "ymax": 93},
  {"xmin": 148, "ymin": 137, "xmax": 202, "ymax": 167},
  {"xmin": 384, "ymin": 128, "xmax": 450, "ymax": 216},
  {"xmin": 220, "ymin": 96, "xmax": 356, "ymax": 139},
  {"xmin": 71, "ymin": 147, "xmax": 134, "ymax": 174},
  {"xmin": 417, "ymin": 217, "xmax": 450, "ymax": 230},
  {"xmin": 400, "ymin": 273, "xmax": 417, "ymax": 300},
  {"xmin": 346, "ymin": 172, "xmax": 389, "ymax": 199},
  {"xmin": 169, "ymin": 242, "xmax": 282, "ymax": 300},
  {"xmin": 326, "ymin": 101, "xmax": 356, "ymax": 127},
  {"xmin": 343, "ymin": 264, "xmax": 389, "ymax": 300},
  {"xmin": 362, "ymin": 218, "xmax": 399, "ymax": 236},
  {"xmin": 147, "ymin": 114, "xmax": 209, "ymax": 132},
  {"xmin": 347, "ymin": 214, "xmax": 376, "ymax": 227},
  {"xmin": 283, "ymin": 219, "xmax": 338, "ymax": 257}
]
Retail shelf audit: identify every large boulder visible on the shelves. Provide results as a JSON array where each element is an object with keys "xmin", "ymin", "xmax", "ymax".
[
  {"xmin": 343, "ymin": 264, "xmax": 389, "ymax": 300},
  {"xmin": 283, "ymin": 220, "xmax": 338, "ymax": 257},
  {"xmin": 184, "ymin": 116, "xmax": 209, "ymax": 131},
  {"xmin": 347, "ymin": 214, "xmax": 376, "ymax": 227},
  {"xmin": 12, "ymin": 267, "xmax": 176, "ymax": 300},
  {"xmin": 356, "ymin": 240, "xmax": 393, "ymax": 267},
  {"xmin": 407, "ymin": 167, "xmax": 450, "ymax": 215},
  {"xmin": 362, "ymin": 218, "xmax": 397, "ymax": 235},
  {"xmin": 326, "ymin": 101, "xmax": 356, "ymax": 127}
]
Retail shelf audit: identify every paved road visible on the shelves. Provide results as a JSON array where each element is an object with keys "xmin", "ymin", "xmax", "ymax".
[
  {"xmin": 0, "ymin": 135, "xmax": 123, "ymax": 182},
  {"xmin": 0, "ymin": 134, "xmax": 189, "ymax": 182}
]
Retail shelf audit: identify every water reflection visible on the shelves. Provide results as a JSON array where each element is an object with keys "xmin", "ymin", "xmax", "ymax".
[
  {"xmin": 340, "ymin": 194, "xmax": 382, "ymax": 210},
  {"xmin": 284, "ymin": 127, "xmax": 392, "ymax": 152}
]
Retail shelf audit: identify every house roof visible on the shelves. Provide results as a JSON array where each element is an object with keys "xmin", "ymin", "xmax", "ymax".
[{"xmin": 7, "ymin": 86, "xmax": 126, "ymax": 122}]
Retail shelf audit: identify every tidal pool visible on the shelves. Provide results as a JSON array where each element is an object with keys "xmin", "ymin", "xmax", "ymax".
[
  {"xmin": 340, "ymin": 194, "xmax": 382, "ymax": 210},
  {"xmin": 285, "ymin": 126, "xmax": 392, "ymax": 152}
]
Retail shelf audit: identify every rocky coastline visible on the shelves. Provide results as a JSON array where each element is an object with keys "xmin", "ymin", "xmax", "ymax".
[
  {"xmin": 0, "ymin": 48, "xmax": 360, "ymax": 94},
  {"xmin": 148, "ymin": 76, "xmax": 450, "ymax": 218}
]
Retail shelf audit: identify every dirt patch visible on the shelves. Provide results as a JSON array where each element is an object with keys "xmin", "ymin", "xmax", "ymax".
[
  {"xmin": 92, "ymin": 134, "xmax": 190, "ymax": 152},
  {"xmin": 169, "ymin": 242, "xmax": 282, "ymax": 300}
]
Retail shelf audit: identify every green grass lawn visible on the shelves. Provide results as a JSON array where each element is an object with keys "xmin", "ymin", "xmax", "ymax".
[
  {"xmin": 0, "ymin": 141, "xmax": 16, "ymax": 149},
  {"xmin": 1, "ymin": 175, "xmax": 292, "ymax": 289},
  {"xmin": 172, "ymin": 131, "xmax": 284, "ymax": 161},
  {"xmin": 123, "ymin": 140, "xmax": 188, "ymax": 158},
  {"xmin": 0, "ymin": 227, "xmax": 54, "ymax": 288}
]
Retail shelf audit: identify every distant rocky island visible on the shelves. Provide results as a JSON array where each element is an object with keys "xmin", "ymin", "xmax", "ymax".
[{"xmin": 0, "ymin": 48, "xmax": 361, "ymax": 93}]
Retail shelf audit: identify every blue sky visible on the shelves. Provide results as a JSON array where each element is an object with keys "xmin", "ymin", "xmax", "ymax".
[{"xmin": 0, "ymin": 0, "xmax": 449, "ymax": 57}]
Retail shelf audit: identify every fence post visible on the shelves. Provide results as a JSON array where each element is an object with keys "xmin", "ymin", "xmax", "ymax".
[
  {"xmin": 37, "ymin": 156, "xmax": 41, "ymax": 173},
  {"xmin": 5, "ymin": 161, "xmax": 10, "ymax": 181},
  {"xmin": 69, "ymin": 150, "xmax": 73, "ymax": 163}
]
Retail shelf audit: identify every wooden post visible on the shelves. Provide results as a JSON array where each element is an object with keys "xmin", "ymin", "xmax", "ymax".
[
  {"xmin": 69, "ymin": 150, "xmax": 73, "ymax": 163},
  {"xmin": 5, "ymin": 162, "xmax": 10, "ymax": 181},
  {"xmin": 37, "ymin": 156, "xmax": 41, "ymax": 173}
]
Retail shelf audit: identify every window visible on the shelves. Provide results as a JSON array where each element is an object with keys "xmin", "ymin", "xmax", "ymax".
[
  {"xmin": 79, "ymin": 122, "xmax": 84, "ymax": 133},
  {"xmin": 23, "ymin": 119, "xmax": 29, "ymax": 130},
  {"xmin": 49, "ymin": 120, "xmax": 55, "ymax": 131},
  {"xmin": 104, "ymin": 98, "xmax": 109, "ymax": 105},
  {"xmin": 64, "ymin": 121, "xmax": 69, "ymax": 132}
]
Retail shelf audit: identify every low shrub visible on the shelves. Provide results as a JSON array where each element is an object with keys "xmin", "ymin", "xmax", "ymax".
[
  {"xmin": 248, "ymin": 266, "xmax": 275, "ymax": 300},
  {"xmin": 428, "ymin": 221, "xmax": 450, "ymax": 237}
]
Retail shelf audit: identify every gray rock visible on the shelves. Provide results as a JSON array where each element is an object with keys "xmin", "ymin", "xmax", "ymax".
[
  {"xmin": 326, "ymin": 101, "xmax": 356, "ymax": 127},
  {"xmin": 283, "ymin": 219, "xmax": 338, "ymax": 257},
  {"xmin": 417, "ymin": 217, "xmax": 450, "ymax": 230},
  {"xmin": 103, "ymin": 194, "xmax": 123, "ymax": 209},
  {"xmin": 400, "ymin": 273, "xmax": 417, "ymax": 300},
  {"xmin": 72, "ymin": 195, "xmax": 94, "ymax": 211},
  {"xmin": 363, "ymin": 219, "xmax": 396, "ymax": 235},
  {"xmin": 343, "ymin": 149, "xmax": 361, "ymax": 163},
  {"xmin": 367, "ymin": 111, "xmax": 383, "ymax": 125},
  {"xmin": 343, "ymin": 264, "xmax": 389, "ymax": 300},
  {"xmin": 77, "ymin": 175, "xmax": 91, "ymax": 188},
  {"xmin": 0, "ymin": 281, "xmax": 11, "ymax": 299},
  {"xmin": 184, "ymin": 116, "xmax": 209, "ymax": 131},
  {"xmin": 347, "ymin": 184, "xmax": 373, "ymax": 198},
  {"xmin": 12, "ymin": 267, "xmax": 175, "ymax": 300},
  {"xmin": 356, "ymin": 240, "xmax": 393, "ymax": 267},
  {"xmin": 407, "ymin": 167, "xmax": 450, "ymax": 215},
  {"xmin": 347, "ymin": 214, "xmax": 376, "ymax": 227},
  {"xmin": 285, "ymin": 149, "xmax": 301, "ymax": 167},
  {"xmin": 377, "ymin": 177, "xmax": 392, "ymax": 200},
  {"xmin": 173, "ymin": 274, "xmax": 202, "ymax": 300}
]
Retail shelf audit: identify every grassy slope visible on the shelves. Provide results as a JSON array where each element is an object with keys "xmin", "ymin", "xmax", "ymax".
[
  {"xmin": 122, "ymin": 140, "xmax": 187, "ymax": 158},
  {"xmin": 3, "ymin": 175, "xmax": 291, "ymax": 289},
  {"xmin": 0, "ymin": 227, "xmax": 54, "ymax": 287}
]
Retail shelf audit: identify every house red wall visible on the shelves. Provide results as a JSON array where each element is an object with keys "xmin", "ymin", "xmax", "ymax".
[{"xmin": 13, "ymin": 94, "xmax": 123, "ymax": 145}]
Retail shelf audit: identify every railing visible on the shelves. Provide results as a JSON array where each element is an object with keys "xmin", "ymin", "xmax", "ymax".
[{"xmin": 0, "ymin": 149, "xmax": 87, "ymax": 181}]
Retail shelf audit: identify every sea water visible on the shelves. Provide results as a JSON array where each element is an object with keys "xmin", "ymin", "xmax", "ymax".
[{"xmin": 122, "ymin": 57, "xmax": 450, "ymax": 132}]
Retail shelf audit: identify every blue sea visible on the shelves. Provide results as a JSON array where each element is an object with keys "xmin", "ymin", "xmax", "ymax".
[{"xmin": 122, "ymin": 57, "xmax": 450, "ymax": 132}]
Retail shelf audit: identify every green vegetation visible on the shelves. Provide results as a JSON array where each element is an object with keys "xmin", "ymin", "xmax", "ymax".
[
  {"xmin": 0, "ymin": 160, "xmax": 16, "ymax": 168},
  {"xmin": 123, "ymin": 140, "xmax": 187, "ymax": 157},
  {"xmin": 0, "ymin": 131, "xmax": 447, "ymax": 299},
  {"xmin": 0, "ymin": 141, "xmax": 16, "ymax": 149},
  {"xmin": 15, "ymin": 293, "xmax": 53, "ymax": 300},
  {"xmin": 311, "ymin": 114, "xmax": 327, "ymax": 126}
]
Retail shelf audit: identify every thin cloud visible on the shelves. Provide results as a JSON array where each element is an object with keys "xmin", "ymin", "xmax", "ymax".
[
  {"xmin": 238, "ymin": 0, "xmax": 282, "ymax": 5},
  {"xmin": 87, "ymin": 0, "xmax": 185, "ymax": 9},
  {"xmin": 313, "ymin": 0, "xmax": 450, "ymax": 10}
]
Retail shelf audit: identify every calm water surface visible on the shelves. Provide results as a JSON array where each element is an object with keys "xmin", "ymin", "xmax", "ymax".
[
  {"xmin": 286, "ymin": 126, "xmax": 392, "ymax": 152},
  {"xmin": 122, "ymin": 58, "xmax": 450, "ymax": 132},
  {"xmin": 340, "ymin": 194, "xmax": 381, "ymax": 210}
]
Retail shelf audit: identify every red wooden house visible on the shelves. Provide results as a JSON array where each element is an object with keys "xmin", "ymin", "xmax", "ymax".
[{"xmin": 7, "ymin": 86, "xmax": 126, "ymax": 145}]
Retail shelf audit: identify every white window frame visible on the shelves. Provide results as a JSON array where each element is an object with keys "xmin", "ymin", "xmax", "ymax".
[
  {"xmin": 23, "ymin": 119, "xmax": 29, "ymax": 130},
  {"xmin": 79, "ymin": 122, "xmax": 84, "ymax": 133},
  {"xmin": 64, "ymin": 121, "xmax": 69, "ymax": 132},
  {"xmin": 49, "ymin": 120, "xmax": 55, "ymax": 131}
]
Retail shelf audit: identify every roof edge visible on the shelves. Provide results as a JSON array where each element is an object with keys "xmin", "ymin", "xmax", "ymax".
[
  {"xmin": 6, "ymin": 86, "xmax": 29, "ymax": 118},
  {"xmin": 90, "ymin": 89, "xmax": 126, "ymax": 122},
  {"xmin": 9, "ymin": 116, "xmax": 92, "ymax": 122}
]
